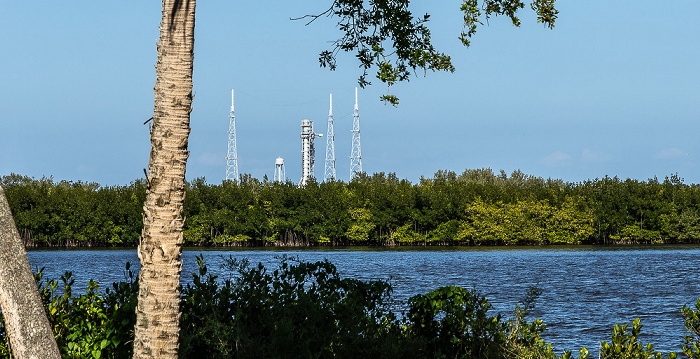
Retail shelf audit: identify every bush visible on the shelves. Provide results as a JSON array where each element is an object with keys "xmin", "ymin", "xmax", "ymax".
[
  {"xmin": 179, "ymin": 255, "xmax": 406, "ymax": 358},
  {"xmin": 682, "ymin": 298, "xmax": 700, "ymax": 358},
  {"xmin": 2, "ymin": 257, "xmax": 697, "ymax": 358},
  {"xmin": 0, "ymin": 263, "xmax": 138, "ymax": 359},
  {"xmin": 404, "ymin": 286, "xmax": 507, "ymax": 358},
  {"xmin": 599, "ymin": 319, "xmax": 676, "ymax": 359}
]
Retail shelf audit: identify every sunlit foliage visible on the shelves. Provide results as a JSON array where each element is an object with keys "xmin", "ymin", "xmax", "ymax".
[{"xmin": 4, "ymin": 170, "xmax": 700, "ymax": 247}]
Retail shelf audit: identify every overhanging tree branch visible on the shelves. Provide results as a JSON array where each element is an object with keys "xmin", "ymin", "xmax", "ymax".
[{"xmin": 296, "ymin": 0, "xmax": 559, "ymax": 105}]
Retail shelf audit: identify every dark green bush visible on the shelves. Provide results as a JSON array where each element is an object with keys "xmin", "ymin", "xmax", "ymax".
[
  {"xmin": 404, "ymin": 286, "xmax": 507, "ymax": 357},
  {"xmin": 179, "ymin": 255, "xmax": 407, "ymax": 359}
]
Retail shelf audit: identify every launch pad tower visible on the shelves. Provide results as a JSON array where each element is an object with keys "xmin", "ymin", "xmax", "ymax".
[{"xmin": 300, "ymin": 119, "xmax": 322, "ymax": 186}]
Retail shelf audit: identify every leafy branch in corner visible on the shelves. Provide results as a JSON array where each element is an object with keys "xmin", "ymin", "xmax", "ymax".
[{"xmin": 295, "ymin": 0, "xmax": 559, "ymax": 105}]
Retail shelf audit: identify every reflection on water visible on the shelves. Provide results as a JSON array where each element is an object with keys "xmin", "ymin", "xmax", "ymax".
[{"xmin": 28, "ymin": 245, "xmax": 700, "ymax": 354}]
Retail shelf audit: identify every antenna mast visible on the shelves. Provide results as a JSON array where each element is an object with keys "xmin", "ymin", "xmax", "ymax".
[
  {"xmin": 225, "ymin": 89, "xmax": 239, "ymax": 181},
  {"xmin": 350, "ymin": 87, "xmax": 362, "ymax": 180},
  {"xmin": 324, "ymin": 93, "xmax": 336, "ymax": 182}
]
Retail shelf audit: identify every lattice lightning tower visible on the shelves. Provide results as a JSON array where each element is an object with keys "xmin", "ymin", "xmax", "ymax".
[
  {"xmin": 225, "ymin": 89, "xmax": 239, "ymax": 181},
  {"xmin": 349, "ymin": 87, "xmax": 362, "ymax": 180},
  {"xmin": 324, "ymin": 93, "xmax": 336, "ymax": 182}
]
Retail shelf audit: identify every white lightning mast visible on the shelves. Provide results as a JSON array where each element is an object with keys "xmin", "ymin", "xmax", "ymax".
[
  {"xmin": 349, "ymin": 87, "xmax": 362, "ymax": 180},
  {"xmin": 225, "ymin": 89, "xmax": 239, "ymax": 181},
  {"xmin": 324, "ymin": 93, "xmax": 336, "ymax": 182}
]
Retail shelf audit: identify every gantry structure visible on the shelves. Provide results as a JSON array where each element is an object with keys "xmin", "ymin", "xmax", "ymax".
[{"xmin": 300, "ymin": 119, "xmax": 322, "ymax": 186}]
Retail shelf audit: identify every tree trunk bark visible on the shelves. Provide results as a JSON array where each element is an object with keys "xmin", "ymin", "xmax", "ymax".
[
  {"xmin": 133, "ymin": 1, "xmax": 196, "ymax": 358},
  {"xmin": 0, "ymin": 184, "xmax": 61, "ymax": 359}
]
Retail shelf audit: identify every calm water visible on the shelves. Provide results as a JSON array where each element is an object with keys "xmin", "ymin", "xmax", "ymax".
[{"xmin": 27, "ymin": 245, "xmax": 700, "ymax": 354}]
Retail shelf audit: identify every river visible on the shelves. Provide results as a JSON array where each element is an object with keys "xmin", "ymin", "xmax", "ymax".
[{"xmin": 27, "ymin": 245, "xmax": 700, "ymax": 354}]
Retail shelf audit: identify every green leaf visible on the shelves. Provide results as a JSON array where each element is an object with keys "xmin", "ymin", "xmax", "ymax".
[{"xmin": 380, "ymin": 94, "xmax": 399, "ymax": 106}]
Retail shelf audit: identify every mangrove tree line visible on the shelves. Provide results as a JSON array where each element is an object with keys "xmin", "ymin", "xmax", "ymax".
[{"xmin": 3, "ymin": 169, "xmax": 700, "ymax": 247}]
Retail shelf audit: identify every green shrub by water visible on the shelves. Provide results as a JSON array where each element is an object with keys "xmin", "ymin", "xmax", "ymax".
[{"xmin": 2, "ymin": 257, "xmax": 700, "ymax": 358}]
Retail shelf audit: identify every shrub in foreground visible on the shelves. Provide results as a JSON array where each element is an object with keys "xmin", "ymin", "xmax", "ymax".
[{"xmin": 1, "ymin": 257, "xmax": 700, "ymax": 358}]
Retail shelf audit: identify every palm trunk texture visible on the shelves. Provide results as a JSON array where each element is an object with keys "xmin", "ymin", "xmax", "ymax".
[
  {"xmin": 0, "ymin": 184, "xmax": 61, "ymax": 359},
  {"xmin": 133, "ymin": 1, "xmax": 196, "ymax": 358}
]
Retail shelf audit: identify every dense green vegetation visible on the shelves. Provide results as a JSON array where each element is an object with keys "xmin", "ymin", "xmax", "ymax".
[
  {"xmin": 2, "ymin": 257, "xmax": 699, "ymax": 358},
  {"xmin": 4, "ymin": 169, "xmax": 700, "ymax": 247},
  {"xmin": 1, "ymin": 174, "xmax": 145, "ymax": 247}
]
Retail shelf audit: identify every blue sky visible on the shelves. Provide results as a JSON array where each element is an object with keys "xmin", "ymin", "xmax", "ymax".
[{"xmin": 2, "ymin": 1, "xmax": 699, "ymax": 186}]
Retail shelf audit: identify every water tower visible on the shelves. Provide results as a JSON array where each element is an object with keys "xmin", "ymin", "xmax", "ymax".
[{"xmin": 274, "ymin": 157, "xmax": 285, "ymax": 183}]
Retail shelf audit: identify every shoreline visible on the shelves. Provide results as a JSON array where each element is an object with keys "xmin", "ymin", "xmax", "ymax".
[{"xmin": 24, "ymin": 241, "xmax": 700, "ymax": 251}]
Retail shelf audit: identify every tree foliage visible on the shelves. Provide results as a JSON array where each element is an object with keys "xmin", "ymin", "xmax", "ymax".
[
  {"xmin": 305, "ymin": 0, "xmax": 559, "ymax": 104},
  {"xmin": 5, "ymin": 170, "xmax": 700, "ymax": 247},
  {"xmin": 1, "ymin": 175, "xmax": 144, "ymax": 247}
]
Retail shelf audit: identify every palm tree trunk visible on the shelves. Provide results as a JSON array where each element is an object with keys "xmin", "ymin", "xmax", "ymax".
[
  {"xmin": 133, "ymin": 1, "xmax": 195, "ymax": 358},
  {"xmin": 0, "ymin": 184, "xmax": 61, "ymax": 359}
]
